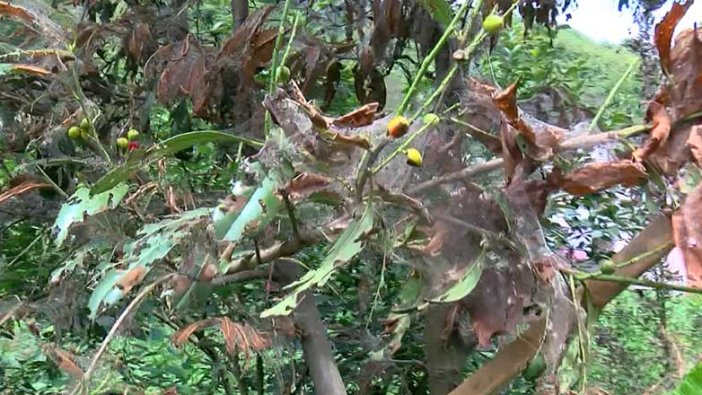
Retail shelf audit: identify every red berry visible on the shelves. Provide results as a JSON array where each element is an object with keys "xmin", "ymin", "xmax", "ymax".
[{"xmin": 128, "ymin": 141, "xmax": 140, "ymax": 151}]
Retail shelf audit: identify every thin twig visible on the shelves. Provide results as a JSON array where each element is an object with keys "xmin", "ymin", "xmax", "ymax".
[
  {"xmin": 589, "ymin": 58, "xmax": 639, "ymax": 131},
  {"xmin": 69, "ymin": 274, "xmax": 174, "ymax": 395}
]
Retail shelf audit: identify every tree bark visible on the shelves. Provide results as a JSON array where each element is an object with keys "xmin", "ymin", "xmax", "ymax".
[
  {"xmin": 424, "ymin": 304, "xmax": 474, "ymax": 395},
  {"xmin": 275, "ymin": 261, "xmax": 347, "ymax": 395},
  {"xmin": 231, "ymin": 0, "xmax": 248, "ymax": 30}
]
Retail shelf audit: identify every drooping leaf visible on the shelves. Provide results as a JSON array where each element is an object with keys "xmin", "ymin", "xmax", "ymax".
[
  {"xmin": 172, "ymin": 318, "xmax": 219, "ymax": 347},
  {"xmin": 91, "ymin": 131, "xmax": 262, "ymax": 194},
  {"xmin": 0, "ymin": 63, "xmax": 51, "ymax": 77},
  {"xmin": 42, "ymin": 344, "xmax": 84, "ymax": 379},
  {"xmin": 654, "ymin": 0, "xmax": 694, "ymax": 75},
  {"xmin": 88, "ymin": 269, "xmax": 124, "ymax": 320},
  {"xmin": 549, "ymin": 160, "xmax": 647, "ymax": 196},
  {"xmin": 52, "ymin": 184, "xmax": 129, "ymax": 247},
  {"xmin": 261, "ymin": 202, "xmax": 375, "ymax": 317}
]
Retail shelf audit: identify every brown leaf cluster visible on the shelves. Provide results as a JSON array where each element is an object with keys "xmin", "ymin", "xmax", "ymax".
[
  {"xmin": 672, "ymin": 183, "xmax": 702, "ymax": 288},
  {"xmin": 172, "ymin": 317, "xmax": 272, "ymax": 357},
  {"xmin": 42, "ymin": 343, "xmax": 84, "ymax": 379}
]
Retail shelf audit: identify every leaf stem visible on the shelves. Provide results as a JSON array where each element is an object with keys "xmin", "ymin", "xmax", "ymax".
[{"xmin": 589, "ymin": 58, "xmax": 639, "ymax": 131}]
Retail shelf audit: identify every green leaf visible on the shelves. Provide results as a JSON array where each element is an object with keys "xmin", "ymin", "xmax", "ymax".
[
  {"xmin": 668, "ymin": 362, "xmax": 702, "ymax": 395},
  {"xmin": 87, "ymin": 208, "xmax": 209, "ymax": 319},
  {"xmin": 88, "ymin": 269, "xmax": 124, "ymax": 319},
  {"xmin": 419, "ymin": 0, "xmax": 453, "ymax": 27},
  {"xmin": 214, "ymin": 173, "xmax": 283, "ymax": 243},
  {"xmin": 91, "ymin": 131, "xmax": 263, "ymax": 194},
  {"xmin": 261, "ymin": 202, "xmax": 375, "ymax": 318},
  {"xmin": 429, "ymin": 257, "xmax": 483, "ymax": 303},
  {"xmin": 52, "ymin": 184, "xmax": 129, "ymax": 247}
]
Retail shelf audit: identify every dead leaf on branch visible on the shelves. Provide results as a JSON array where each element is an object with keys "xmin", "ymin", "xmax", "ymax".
[
  {"xmin": 115, "ymin": 266, "xmax": 148, "ymax": 295},
  {"xmin": 668, "ymin": 28, "xmax": 702, "ymax": 119},
  {"xmin": 654, "ymin": 0, "xmax": 694, "ymax": 75},
  {"xmin": 332, "ymin": 102, "xmax": 379, "ymax": 128},
  {"xmin": 0, "ymin": 181, "xmax": 51, "ymax": 205},
  {"xmin": 671, "ymin": 183, "xmax": 702, "ymax": 288},
  {"xmin": 549, "ymin": 160, "xmax": 647, "ymax": 196},
  {"xmin": 633, "ymin": 101, "xmax": 672, "ymax": 162},
  {"xmin": 493, "ymin": 82, "xmax": 565, "ymax": 163},
  {"xmin": 172, "ymin": 317, "xmax": 272, "ymax": 357}
]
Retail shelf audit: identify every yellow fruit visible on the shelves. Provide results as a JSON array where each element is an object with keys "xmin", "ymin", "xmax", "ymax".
[
  {"xmin": 387, "ymin": 116, "xmax": 410, "ymax": 138},
  {"xmin": 276, "ymin": 66, "xmax": 291, "ymax": 83},
  {"xmin": 405, "ymin": 148, "xmax": 423, "ymax": 167},
  {"xmin": 116, "ymin": 137, "xmax": 129, "ymax": 149},
  {"xmin": 67, "ymin": 126, "xmax": 81, "ymax": 139},
  {"xmin": 423, "ymin": 113, "xmax": 440, "ymax": 126},
  {"xmin": 483, "ymin": 14, "xmax": 504, "ymax": 34},
  {"xmin": 80, "ymin": 117, "xmax": 90, "ymax": 130},
  {"xmin": 127, "ymin": 129, "xmax": 140, "ymax": 140}
]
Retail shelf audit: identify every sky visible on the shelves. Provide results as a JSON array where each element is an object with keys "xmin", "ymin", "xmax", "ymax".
[{"xmin": 557, "ymin": 0, "xmax": 702, "ymax": 44}]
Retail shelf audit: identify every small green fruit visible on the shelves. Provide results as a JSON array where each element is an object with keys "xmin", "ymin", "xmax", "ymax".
[
  {"xmin": 600, "ymin": 259, "xmax": 616, "ymax": 274},
  {"xmin": 116, "ymin": 137, "xmax": 129, "ymax": 149},
  {"xmin": 423, "ymin": 113, "xmax": 440, "ymax": 126},
  {"xmin": 80, "ymin": 131, "xmax": 90, "ymax": 140},
  {"xmin": 482, "ymin": 14, "xmax": 504, "ymax": 34},
  {"xmin": 276, "ymin": 66, "xmax": 291, "ymax": 83},
  {"xmin": 67, "ymin": 126, "xmax": 82, "ymax": 139},
  {"xmin": 80, "ymin": 117, "xmax": 90, "ymax": 130},
  {"xmin": 127, "ymin": 129, "xmax": 140, "ymax": 140}
]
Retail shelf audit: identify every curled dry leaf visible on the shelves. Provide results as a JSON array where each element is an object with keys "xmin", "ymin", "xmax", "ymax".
[
  {"xmin": 0, "ymin": 181, "xmax": 51, "ymax": 205},
  {"xmin": 287, "ymin": 172, "xmax": 332, "ymax": 200},
  {"xmin": 332, "ymin": 102, "xmax": 379, "ymax": 128},
  {"xmin": 671, "ymin": 183, "xmax": 702, "ymax": 288},
  {"xmin": 633, "ymin": 101, "xmax": 672, "ymax": 162},
  {"xmin": 654, "ymin": 0, "xmax": 694, "ymax": 75},
  {"xmin": 493, "ymin": 82, "xmax": 565, "ymax": 163},
  {"xmin": 171, "ymin": 318, "xmax": 219, "ymax": 347},
  {"xmin": 549, "ymin": 160, "xmax": 647, "ymax": 196}
]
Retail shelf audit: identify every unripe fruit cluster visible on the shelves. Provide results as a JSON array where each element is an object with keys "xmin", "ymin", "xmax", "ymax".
[
  {"xmin": 66, "ymin": 117, "xmax": 92, "ymax": 141},
  {"xmin": 117, "ymin": 128, "xmax": 141, "ymax": 151}
]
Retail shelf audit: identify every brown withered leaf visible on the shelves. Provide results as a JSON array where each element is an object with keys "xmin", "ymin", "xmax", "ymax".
[
  {"xmin": 42, "ymin": 344, "xmax": 84, "ymax": 379},
  {"xmin": 550, "ymin": 160, "xmax": 647, "ymax": 196},
  {"xmin": 323, "ymin": 60, "xmax": 342, "ymax": 108},
  {"xmin": 219, "ymin": 317, "xmax": 271, "ymax": 357},
  {"xmin": 172, "ymin": 318, "xmax": 219, "ymax": 347},
  {"xmin": 332, "ymin": 102, "xmax": 379, "ymax": 128},
  {"xmin": 287, "ymin": 172, "xmax": 332, "ymax": 199},
  {"xmin": 493, "ymin": 82, "xmax": 565, "ymax": 160},
  {"xmin": 668, "ymin": 28, "xmax": 702, "ymax": 119},
  {"xmin": 633, "ymin": 101, "xmax": 672, "ymax": 162},
  {"xmin": 218, "ymin": 6, "xmax": 274, "ymax": 59},
  {"xmin": 501, "ymin": 122, "xmax": 523, "ymax": 184},
  {"xmin": 648, "ymin": 125, "xmax": 693, "ymax": 175},
  {"xmin": 332, "ymin": 132, "xmax": 371, "ymax": 150},
  {"xmin": 155, "ymin": 36, "xmax": 210, "ymax": 106},
  {"xmin": 687, "ymin": 125, "xmax": 702, "ymax": 167},
  {"xmin": 671, "ymin": 183, "xmax": 702, "ymax": 288},
  {"xmin": 654, "ymin": 0, "xmax": 694, "ymax": 75},
  {"xmin": 115, "ymin": 266, "xmax": 147, "ymax": 295},
  {"xmin": 0, "ymin": 181, "xmax": 51, "ymax": 205}
]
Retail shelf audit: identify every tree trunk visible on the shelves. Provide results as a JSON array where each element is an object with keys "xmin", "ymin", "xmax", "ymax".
[
  {"xmin": 275, "ymin": 261, "xmax": 347, "ymax": 395},
  {"xmin": 231, "ymin": 0, "xmax": 248, "ymax": 30},
  {"xmin": 424, "ymin": 304, "xmax": 474, "ymax": 395}
]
